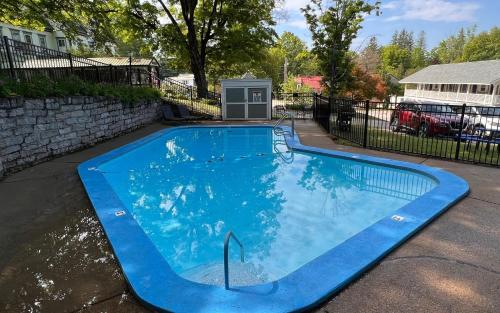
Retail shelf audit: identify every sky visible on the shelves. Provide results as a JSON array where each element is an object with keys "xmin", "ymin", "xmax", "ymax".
[{"xmin": 275, "ymin": 0, "xmax": 500, "ymax": 51}]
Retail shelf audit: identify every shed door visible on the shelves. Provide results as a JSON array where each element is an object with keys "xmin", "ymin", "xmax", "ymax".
[
  {"xmin": 247, "ymin": 87, "xmax": 268, "ymax": 119},
  {"xmin": 225, "ymin": 88, "xmax": 246, "ymax": 119}
]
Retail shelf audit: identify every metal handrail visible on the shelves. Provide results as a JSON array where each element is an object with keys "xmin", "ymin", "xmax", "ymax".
[
  {"xmin": 273, "ymin": 140, "xmax": 294, "ymax": 163},
  {"xmin": 224, "ymin": 231, "xmax": 245, "ymax": 290},
  {"xmin": 273, "ymin": 111, "xmax": 295, "ymax": 137}
]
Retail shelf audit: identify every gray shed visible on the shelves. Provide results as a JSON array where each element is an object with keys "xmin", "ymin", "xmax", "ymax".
[{"xmin": 221, "ymin": 79, "xmax": 272, "ymax": 120}]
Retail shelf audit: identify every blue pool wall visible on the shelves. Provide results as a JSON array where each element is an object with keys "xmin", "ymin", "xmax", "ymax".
[{"xmin": 78, "ymin": 125, "xmax": 469, "ymax": 313}]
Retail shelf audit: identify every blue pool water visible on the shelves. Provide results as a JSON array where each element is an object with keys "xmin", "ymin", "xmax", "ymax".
[{"xmin": 98, "ymin": 127, "xmax": 437, "ymax": 286}]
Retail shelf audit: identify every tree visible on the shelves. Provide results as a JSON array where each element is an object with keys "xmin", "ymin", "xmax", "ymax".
[
  {"xmin": 1, "ymin": 0, "xmax": 119, "ymax": 47},
  {"xmin": 281, "ymin": 76, "xmax": 314, "ymax": 93},
  {"xmin": 380, "ymin": 44, "xmax": 411, "ymax": 78},
  {"xmin": 391, "ymin": 29, "xmax": 414, "ymax": 51},
  {"xmin": 357, "ymin": 36, "xmax": 380, "ymax": 73},
  {"xmin": 302, "ymin": 0, "xmax": 380, "ymax": 97},
  {"xmin": 250, "ymin": 32, "xmax": 319, "ymax": 92},
  {"xmin": 432, "ymin": 26, "xmax": 476, "ymax": 63},
  {"xmin": 346, "ymin": 65, "xmax": 387, "ymax": 100},
  {"xmin": 462, "ymin": 27, "xmax": 500, "ymax": 61},
  {"xmin": 126, "ymin": 0, "xmax": 277, "ymax": 98},
  {"xmin": 278, "ymin": 32, "xmax": 318, "ymax": 76},
  {"xmin": 416, "ymin": 31, "xmax": 426, "ymax": 51}
]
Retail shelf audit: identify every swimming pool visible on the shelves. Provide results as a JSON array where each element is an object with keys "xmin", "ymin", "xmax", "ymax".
[{"xmin": 78, "ymin": 125, "xmax": 469, "ymax": 312}]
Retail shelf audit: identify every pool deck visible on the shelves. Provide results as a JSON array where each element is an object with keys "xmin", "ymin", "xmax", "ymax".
[{"xmin": 0, "ymin": 120, "xmax": 498, "ymax": 312}]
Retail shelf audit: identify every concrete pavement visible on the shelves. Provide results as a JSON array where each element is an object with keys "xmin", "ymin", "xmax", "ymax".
[{"xmin": 0, "ymin": 120, "xmax": 498, "ymax": 312}]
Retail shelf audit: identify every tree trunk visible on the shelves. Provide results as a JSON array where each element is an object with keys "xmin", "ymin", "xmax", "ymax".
[{"xmin": 190, "ymin": 58, "xmax": 209, "ymax": 98}]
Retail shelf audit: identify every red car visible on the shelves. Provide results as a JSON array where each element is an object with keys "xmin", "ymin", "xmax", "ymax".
[{"xmin": 390, "ymin": 103, "xmax": 469, "ymax": 137}]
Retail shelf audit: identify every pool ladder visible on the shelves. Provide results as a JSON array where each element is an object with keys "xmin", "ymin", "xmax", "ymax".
[
  {"xmin": 224, "ymin": 231, "xmax": 245, "ymax": 290},
  {"xmin": 273, "ymin": 112, "xmax": 295, "ymax": 138}
]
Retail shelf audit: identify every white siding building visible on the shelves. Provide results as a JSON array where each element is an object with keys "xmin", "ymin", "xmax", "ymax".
[
  {"xmin": 0, "ymin": 22, "xmax": 96, "ymax": 53},
  {"xmin": 400, "ymin": 60, "xmax": 500, "ymax": 106},
  {"xmin": 168, "ymin": 73, "xmax": 196, "ymax": 87}
]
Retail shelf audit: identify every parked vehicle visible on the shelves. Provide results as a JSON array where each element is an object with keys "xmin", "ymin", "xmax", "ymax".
[
  {"xmin": 390, "ymin": 103, "xmax": 469, "ymax": 137},
  {"xmin": 453, "ymin": 106, "xmax": 500, "ymax": 138}
]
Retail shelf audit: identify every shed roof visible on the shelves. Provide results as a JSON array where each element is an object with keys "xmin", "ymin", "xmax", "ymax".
[
  {"xmin": 88, "ymin": 57, "xmax": 160, "ymax": 67},
  {"xmin": 400, "ymin": 60, "xmax": 500, "ymax": 85}
]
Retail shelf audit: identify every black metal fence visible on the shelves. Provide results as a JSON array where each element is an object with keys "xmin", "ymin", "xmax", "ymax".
[
  {"xmin": 314, "ymin": 95, "xmax": 500, "ymax": 166},
  {"xmin": 0, "ymin": 36, "xmax": 160, "ymax": 87},
  {"xmin": 161, "ymin": 77, "xmax": 222, "ymax": 119},
  {"xmin": 272, "ymin": 93, "xmax": 314, "ymax": 119}
]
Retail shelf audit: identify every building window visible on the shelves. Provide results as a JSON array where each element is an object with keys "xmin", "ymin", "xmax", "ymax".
[
  {"xmin": 447, "ymin": 84, "xmax": 458, "ymax": 92},
  {"xmin": 10, "ymin": 29, "xmax": 21, "ymax": 41},
  {"xmin": 471, "ymin": 85, "xmax": 477, "ymax": 93},
  {"xmin": 477, "ymin": 85, "xmax": 488, "ymax": 94},
  {"xmin": 38, "ymin": 35, "xmax": 47, "ymax": 48},
  {"xmin": 460, "ymin": 84, "xmax": 468, "ymax": 93},
  {"xmin": 57, "ymin": 38, "xmax": 66, "ymax": 48},
  {"xmin": 24, "ymin": 33, "xmax": 32, "ymax": 44},
  {"xmin": 496, "ymin": 86, "xmax": 500, "ymax": 96}
]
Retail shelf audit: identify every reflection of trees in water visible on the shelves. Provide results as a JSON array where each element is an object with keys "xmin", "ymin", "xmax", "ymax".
[
  {"xmin": 298, "ymin": 154, "xmax": 436, "ymax": 217},
  {"xmin": 297, "ymin": 155, "xmax": 359, "ymax": 217},
  {"xmin": 122, "ymin": 128, "xmax": 286, "ymax": 274}
]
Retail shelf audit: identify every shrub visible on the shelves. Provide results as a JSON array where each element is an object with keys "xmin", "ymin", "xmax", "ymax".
[{"xmin": 0, "ymin": 75, "xmax": 161, "ymax": 105}]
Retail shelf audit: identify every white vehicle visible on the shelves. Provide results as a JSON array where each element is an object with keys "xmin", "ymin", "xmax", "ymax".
[{"xmin": 463, "ymin": 106, "xmax": 500, "ymax": 137}]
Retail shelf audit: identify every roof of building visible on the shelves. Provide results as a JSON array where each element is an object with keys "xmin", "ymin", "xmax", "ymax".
[
  {"xmin": 400, "ymin": 60, "xmax": 500, "ymax": 85},
  {"xmin": 294, "ymin": 76, "xmax": 323, "ymax": 92},
  {"xmin": 18, "ymin": 57, "xmax": 160, "ymax": 69},
  {"xmin": 88, "ymin": 57, "xmax": 160, "ymax": 67}
]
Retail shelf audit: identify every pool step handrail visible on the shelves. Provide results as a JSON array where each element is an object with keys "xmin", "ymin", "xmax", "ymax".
[
  {"xmin": 224, "ymin": 231, "xmax": 245, "ymax": 290},
  {"xmin": 273, "ymin": 112, "xmax": 295, "ymax": 138},
  {"xmin": 273, "ymin": 141, "xmax": 294, "ymax": 163}
]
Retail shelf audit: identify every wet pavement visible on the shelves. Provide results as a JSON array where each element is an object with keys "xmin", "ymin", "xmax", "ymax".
[{"xmin": 0, "ymin": 120, "xmax": 499, "ymax": 312}]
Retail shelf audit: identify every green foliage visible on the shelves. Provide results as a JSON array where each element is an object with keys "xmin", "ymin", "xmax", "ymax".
[
  {"xmin": 125, "ymin": 0, "xmax": 278, "ymax": 96},
  {"xmin": 380, "ymin": 44, "xmax": 411, "ymax": 79},
  {"xmin": 302, "ymin": 0, "xmax": 380, "ymax": 97},
  {"xmin": 462, "ymin": 27, "xmax": 500, "ymax": 62},
  {"xmin": 249, "ymin": 32, "xmax": 319, "ymax": 92},
  {"xmin": 0, "ymin": 76, "xmax": 161, "ymax": 104},
  {"xmin": 1, "ymin": 0, "xmax": 119, "ymax": 48},
  {"xmin": 281, "ymin": 76, "xmax": 314, "ymax": 94},
  {"xmin": 432, "ymin": 26, "xmax": 476, "ymax": 63}
]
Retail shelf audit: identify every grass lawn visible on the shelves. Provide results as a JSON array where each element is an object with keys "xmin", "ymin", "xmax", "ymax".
[{"xmin": 334, "ymin": 125, "xmax": 500, "ymax": 165}]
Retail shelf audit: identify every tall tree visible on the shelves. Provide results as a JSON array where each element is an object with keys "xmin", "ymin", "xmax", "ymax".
[
  {"xmin": 432, "ymin": 26, "xmax": 477, "ymax": 63},
  {"xmin": 357, "ymin": 36, "xmax": 380, "ymax": 73},
  {"xmin": 462, "ymin": 27, "xmax": 500, "ymax": 61},
  {"xmin": 391, "ymin": 29, "xmax": 414, "ymax": 51},
  {"xmin": 302, "ymin": 0, "xmax": 380, "ymax": 97},
  {"xmin": 1, "ymin": 0, "xmax": 118, "ymax": 47},
  {"xmin": 416, "ymin": 31, "xmax": 426, "ymax": 51},
  {"xmin": 380, "ymin": 44, "xmax": 410, "ymax": 78},
  {"xmin": 127, "ymin": 0, "xmax": 277, "ymax": 97}
]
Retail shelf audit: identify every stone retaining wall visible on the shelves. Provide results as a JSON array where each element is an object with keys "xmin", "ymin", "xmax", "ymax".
[{"xmin": 0, "ymin": 96, "xmax": 162, "ymax": 177}]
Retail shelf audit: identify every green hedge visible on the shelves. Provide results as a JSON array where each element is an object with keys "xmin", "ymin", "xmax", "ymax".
[{"xmin": 0, "ymin": 75, "xmax": 161, "ymax": 105}]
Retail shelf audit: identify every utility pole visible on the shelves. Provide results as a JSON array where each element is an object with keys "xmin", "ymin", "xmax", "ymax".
[{"xmin": 283, "ymin": 57, "xmax": 288, "ymax": 82}]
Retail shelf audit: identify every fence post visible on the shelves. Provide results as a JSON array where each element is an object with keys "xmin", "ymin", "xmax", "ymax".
[
  {"xmin": 128, "ymin": 56, "xmax": 132, "ymax": 85},
  {"xmin": 328, "ymin": 96, "xmax": 332, "ymax": 134},
  {"xmin": 95, "ymin": 66, "xmax": 100, "ymax": 82},
  {"xmin": 313, "ymin": 93, "xmax": 317, "ymax": 121},
  {"xmin": 363, "ymin": 100, "xmax": 370, "ymax": 148},
  {"xmin": 455, "ymin": 103, "xmax": 467, "ymax": 160},
  {"xmin": 3, "ymin": 36, "xmax": 15, "ymax": 79},
  {"xmin": 109, "ymin": 65, "xmax": 112, "ymax": 83},
  {"xmin": 190, "ymin": 87, "xmax": 194, "ymax": 110},
  {"xmin": 68, "ymin": 53, "xmax": 74, "ymax": 73}
]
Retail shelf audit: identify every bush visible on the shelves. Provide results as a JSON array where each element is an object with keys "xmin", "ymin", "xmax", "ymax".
[{"xmin": 0, "ymin": 75, "xmax": 161, "ymax": 105}]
